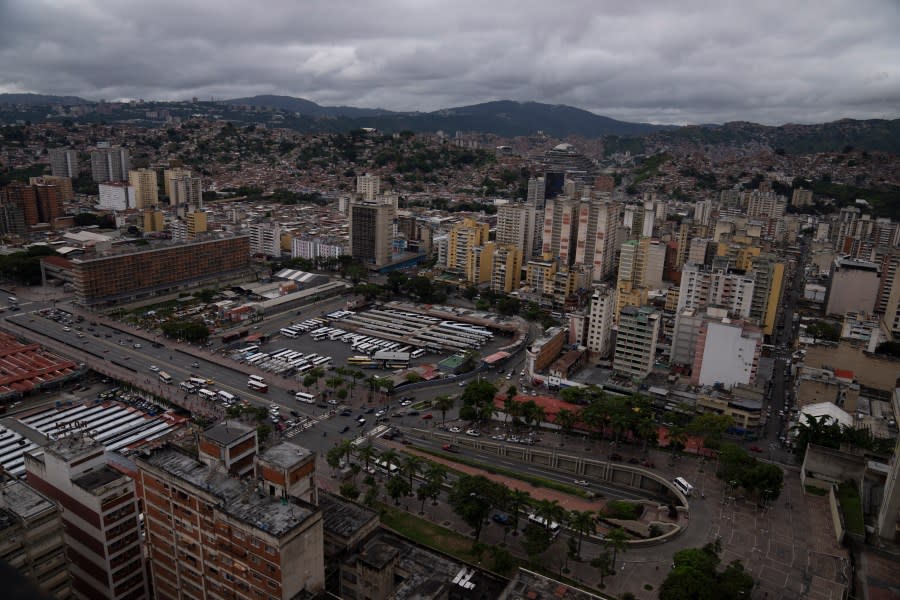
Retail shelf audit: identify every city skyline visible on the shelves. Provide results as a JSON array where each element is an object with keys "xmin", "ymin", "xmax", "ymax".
[{"xmin": 1, "ymin": 0, "xmax": 898, "ymax": 126}]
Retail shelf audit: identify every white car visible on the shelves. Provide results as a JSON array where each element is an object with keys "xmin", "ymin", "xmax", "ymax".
[
  {"xmin": 375, "ymin": 409, "xmax": 386, "ymax": 417},
  {"xmin": 149, "ymin": 365, "xmax": 160, "ymax": 372},
  {"xmin": 399, "ymin": 399, "xmax": 413, "ymax": 406},
  {"xmin": 449, "ymin": 426, "xmax": 461, "ymax": 433},
  {"xmin": 465, "ymin": 429, "xmax": 480, "ymax": 437},
  {"xmin": 63, "ymin": 327, "xmax": 71, "ymax": 332},
  {"xmin": 574, "ymin": 479, "xmax": 590, "ymax": 487}
]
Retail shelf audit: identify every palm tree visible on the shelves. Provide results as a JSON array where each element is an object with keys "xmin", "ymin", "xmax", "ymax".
[
  {"xmin": 569, "ymin": 510, "xmax": 597, "ymax": 557},
  {"xmin": 605, "ymin": 527, "xmax": 628, "ymax": 570},
  {"xmin": 531, "ymin": 405, "xmax": 547, "ymax": 433},
  {"xmin": 355, "ymin": 444, "xmax": 376, "ymax": 473},
  {"xmin": 386, "ymin": 475, "xmax": 410, "ymax": 505},
  {"xmin": 555, "ymin": 408, "xmax": 577, "ymax": 444},
  {"xmin": 402, "ymin": 455, "xmax": 423, "ymax": 491},
  {"xmin": 634, "ymin": 416, "xmax": 658, "ymax": 452},
  {"xmin": 507, "ymin": 489, "xmax": 531, "ymax": 531},
  {"xmin": 533, "ymin": 498, "xmax": 564, "ymax": 531},
  {"xmin": 424, "ymin": 463, "xmax": 447, "ymax": 505},
  {"xmin": 433, "ymin": 394, "xmax": 455, "ymax": 426},
  {"xmin": 379, "ymin": 448, "xmax": 399, "ymax": 472}
]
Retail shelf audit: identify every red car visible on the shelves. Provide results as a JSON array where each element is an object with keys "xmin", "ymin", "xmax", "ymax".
[
  {"xmin": 421, "ymin": 413, "xmax": 433, "ymax": 420},
  {"xmin": 749, "ymin": 445, "xmax": 763, "ymax": 453}
]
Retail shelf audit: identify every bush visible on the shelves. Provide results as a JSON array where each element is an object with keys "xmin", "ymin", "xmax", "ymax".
[{"xmin": 604, "ymin": 500, "xmax": 643, "ymax": 521}]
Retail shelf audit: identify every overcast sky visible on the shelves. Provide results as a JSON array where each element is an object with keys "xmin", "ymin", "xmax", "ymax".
[{"xmin": 1, "ymin": 0, "xmax": 898, "ymax": 125}]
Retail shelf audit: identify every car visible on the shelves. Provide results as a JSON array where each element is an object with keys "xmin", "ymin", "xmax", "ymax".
[
  {"xmin": 749, "ymin": 445, "xmax": 764, "ymax": 453},
  {"xmin": 339, "ymin": 426, "xmax": 349, "ymax": 434},
  {"xmin": 574, "ymin": 479, "xmax": 590, "ymax": 487},
  {"xmin": 421, "ymin": 413, "xmax": 433, "ymax": 420},
  {"xmin": 442, "ymin": 443, "xmax": 459, "ymax": 453},
  {"xmin": 270, "ymin": 403, "xmax": 280, "ymax": 412},
  {"xmin": 465, "ymin": 429, "xmax": 480, "ymax": 437},
  {"xmin": 63, "ymin": 327, "xmax": 71, "ymax": 332},
  {"xmin": 133, "ymin": 343, "xmax": 142, "ymax": 349},
  {"xmin": 449, "ymin": 426, "xmax": 461, "ymax": 433},
  {"xmin": 399, "ymin": 399, "xmax": 413, "ymax": 406},
  {"xmin": 407, "ymin": 410, "xmax": 420, "ymax": 417},
  {"xmin": 492, "ymin": 512, "xmax": 512, "ymax": 525},
  {"xmin": 340, "ymin": 409, "xmax": 353, "ymax": 416},
  {"xmin": 191, "ymin": 362, "xmax": 200, "ymax": 368},
  {"xmin": 149, "ymin": 365, "xmax": 160, "ymax": 372},
  {"xmin": 608, "ymin": 453, "xmax": 623, "ymax": 462},
  {"xmin": 327, "ymin": 399, "xmax": 339, "ymax": 405},
  {"xmin": 375, "ymin": 409, "xmax": 386, "ymax": 417},
  {"xmin": 356, "ymin": 418, "xmax": 366, "ymax": 427},
  {"xmin": 364, "ymin": 407, "xmax": 374, "ymax": 414},
  {"xmin": 458, "ymin": 381, "xmax": 466, "ymax": 387}
]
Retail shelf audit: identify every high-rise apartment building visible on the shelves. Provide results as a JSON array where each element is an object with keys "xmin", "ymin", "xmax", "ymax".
[
  {"xmin": 677, "ymin": 263, "xmax": 755, "ymax": 319},
  {"xmin": 49, "ymin": 148, "xmax": 79, "ymax": 178},
  {"xmin": 249, "ymin": 221, "xmax": 282, "ymax": 258},
  {"xmin": 541, "ymin": 196, "xmax": 579, "ymax": 265},
  {"xmin": 745, "ymin": 190, "xmax": 786, "ymax": 220},
  {"xmin": 168, "ymin": 172, "xmax": 202, "ymax": 213},
  {"xmin": 575, "ymin": 196, "xmax": 621, "ymax": 281},
  {"xmin": 496, "ymin": 202, "xmax": 536, "ymax": 259},
  {"xmin": 618, "ymin": 238, "xmax": 665, "ymax": 290},
  {"xmin": 185, "ymin": 211, "xmax": 207, "ymax": 240},
  {"xmin": 586, "ymin": 285, "xmax": 615, "ymax": 358},
  {"xmin": 30, "ymin": 175, "xmax": 74, "ymax": 201},
  {"xmin": 91, "ymin": 147, "xmax": 130, "ymax": 183},
  {"xmin": 447, "ymin": 218, "xmax": 489, "ymax": 274},
  {"xmin": 0, "ymin": 477, "xmax": 72, "ymax": 599},
  {"xmin": 0, "ymin": 185, "xmax": 28, "ymax": 235},
  {"xmin": 136, "ymin": 442, "xmax": 325, "ymax": 600},
  {"xmin": 128, "ymin": 169, "xmax": 158, "ymax": 209},
  {"xmin": 748, "ymin": 254, "xmax": 785, "ymax": 335},
  {"xmin": 614, "ymin": 306, "xmax": 660, "ymax": 379},
  {"xmin": 0, "ymin": 181, "xmax": 62, "ymax": 227},
  {"xmin": 162, "ymin": 168, "xmax": 192, "ymax": 198},
  {"xmin": 356, "ymin": 173, "xmax": 380, "ymax": 201},
  {"xmin": 490, "ymin": 244, "xmax": 523, "ymax": 293},
  {"xmin": 142, "ymin": 209, "xmax": 164, "ymax": 233},
  {"xmin": 34, "ymin": 183, "xmax": 63, "ymax": 224},
  {"xmin": 526, "ymin": 176, "xmax": 546, "ymax": 209},
  {"xmin": 2, "ymin": 181, "xmax": 39, "ymax": 227},
  {"xmin": 349, "ymin": 198, "xmax": 394, "ymax": 267},
  {"xmin": 25, "ymin": 435, "xmax": 148, "ymax": 600}
]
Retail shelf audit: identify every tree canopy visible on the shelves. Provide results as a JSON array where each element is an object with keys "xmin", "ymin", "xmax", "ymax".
[{"xmin": 659, "ymin": 541, "xmax": 754, "ymax": 600}]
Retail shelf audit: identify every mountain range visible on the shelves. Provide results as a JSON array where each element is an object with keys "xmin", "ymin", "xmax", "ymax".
[{"xmin": 1, "ymin": 93, "xmax": 899, "ymax": 152}]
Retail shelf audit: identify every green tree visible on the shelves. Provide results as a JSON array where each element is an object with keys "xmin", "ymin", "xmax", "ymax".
[
  {"xmin": 507, "ymin": 489, "xmax": 531, "ymax": 532},
  {"xmin": 339, "ymin": 482, "xmax": 360, "ymax": 501},
  {"xmin": 604, "ymin": 527, "xmax": 628, "ymax": 571},
  {"xmin": 448, "ymin": 475, "xmax": 500, "ymax": 543},
  {"xmin": 569, "ymin": 510, "xmax": 596, "ymax": 558},
  {"xmin": 355, "ymin": 444, "xmax": 376, "ymax": 472},
  {"xmin": 659, "ymin": 541, "xmax": 754, "ymax": 600},
  {"xmin": 433, "ymin": 394, "xmax": 455, "ymax": 425},
  {"xmin": 686, "ymin": 413, "xmax": 733, "ymax": 449},
  {"xmin": 591, "ymin": 551, "xmax": 615, "ymax": 587},
  {"xmin": 402, "ymin": 454, "xmax": 423, "ymax": 492},
  {"xmin": 555, "ymin": 408, "xmax": 578, "ymax": 444},
  {"xmin": 521, "ymin": 523, "xmax": 553, "ymax": 562},
  {"xmin": 386, "ymin": 475, "xmax": 411, "ymax": 505}
]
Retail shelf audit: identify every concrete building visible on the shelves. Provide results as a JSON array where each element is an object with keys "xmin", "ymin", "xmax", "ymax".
[
  {"xmin": 127, "ymin": 169, "xmax": 158, "ymax": 209},
  {"xmin": 748, "ymin": 254, "xmax": 785, "ymax": 336},
  {"xmin": 541, "ymin": 195, "xmax": 578, "ymax": 266},
  {"xmin": 877, "ymin": 431, "xmax": 900, "ymax": 541},
  {"xmin": 496, "ymin": 202, "xmax": 536, "ymax": 260},
  {"xmin": 91, "ymin": 147, "xmax": 130, "ymax": 183},
  {"xmin": 745, "ymin": 190, "xmax": 786, "ymax": 220},
  {"xmin": 447, "ymin": 218, "xmax": 489, "ymax": 274},
  {"xmin": 0, "ymin": 183, "xmax": 28, "ymax": 235},
  {"xmin": 291, "ymin": 236, "xmax": 345, "ymax": 260},
  {"xmin": 576, "ymin": 196, "xmax": 621, "ymax": 281},
  {"xmin": 490, "ymin": 244, "xmax": 522, "ymax": 293},
  {"xmin": 0, "ymin": 477, "xmax": 71, "ymax": 599},
  {"xmin": 524, "ymin": 327, "xmax": 566, "ymax": 375},
  {"xmin": 142, "ymin": 209, "xmax": 164, "ymax": 233},
  {"xmin": 249, "ymin": 221, "xmax": 282, "ymax": 258},
  {"xmin": 586, "ymin": 285, "xmax": 615, "ymax": 358},
  {"xmin": 98, "ymin": 182, "xmax": 135, "ymax": 211},
  {"xmin": 466, "ymin": 242, "xmax": 494, "ymax": 285},
  {"xmin": 49, "ymin": 148, "xmax": 79, "ymax": 178},
  {"xmin": 349, "ymin": 198, "xmax": 395, "ymax": 267},
  {"xmin": 72, "ymin": 236, "xmax": 251, "ymax": 306},
  {"xmin": 162, "ymin": 168, "xmax": 192, "ymax": 198},
  {"xmin": 25, "ymin": 435, "xmax": 148, "ymax": 600},
  {"xmin": 618, "ymin": 237, "xmax": 665, "ymax": 290},
  {"xmin": 137, "ymin": 443, "xmax": 324, "ymax": 600},
  {"xmin": 525, "ymin": 257, "xmax": 557, "ymax": 298},
  {"xmin": 691, "ymin": 317, "xmax": 763, "ymax": 389},
  {"xmin": 677, "ymin": 263, "xmax": 755, "ymax": 319},
  {"xmin": 198, "ymin": 421, "xmax": 258, "ymax": 477},
  {"xmin": 30, "ymin": 175, "xmax": 74, "ymax": 201},
  {"xmin": 356, "ymin": 173, "xmax": 380, "ymax": 201},
  {"xmin": 792, "ymin": 188, "xmax": 814, "ymax": 208},
  {"xmin": 185, "ymin": 211, "xmax": 207, "ymax": 240},
  {"xmin": 614, "ymin": 306, "xmax": 660, "ymax": 379},
  {"xmin": 169, "ymin": 173, "xmax": 202, "ymax": 214},
  {"xmin": 825, "ymin": 257, "xmax": 881, "ymax": 316}
]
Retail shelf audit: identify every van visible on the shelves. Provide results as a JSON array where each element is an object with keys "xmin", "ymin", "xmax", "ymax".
[{"xmin": 673, "ymin": 477, "xmax": 694, "ymax": 496}]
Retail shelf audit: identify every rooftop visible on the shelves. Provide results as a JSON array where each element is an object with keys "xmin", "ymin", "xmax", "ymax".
[
  {"xmin": 499, "ymin": 568, "xmax": 605, "ymax": 600},
  {"xmin": 258, "ymin": 442, "xmax": 313, "ymax": 470},
  {"xmin": 0, "ymin": 479, "xmax": 56, "ymax": 525},
  {"xmin": 140, "ymin": 446, "xmax": 317, "ymax": 537},
  {"xmin": 202, "ymin": 420, "xmax": 255, "ymax": 446},
  {"xmin": 318, "ymin": 492, "xmax": 378, "ymax": 540},
  {"xmin": 73, "ymin": 465, "xmax": 126, "ymax": 494}
]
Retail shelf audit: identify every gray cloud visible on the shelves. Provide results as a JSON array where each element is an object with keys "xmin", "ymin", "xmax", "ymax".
[{"xmin": 1, "ymin": 0, "xmax": 898, "ymax": 124}]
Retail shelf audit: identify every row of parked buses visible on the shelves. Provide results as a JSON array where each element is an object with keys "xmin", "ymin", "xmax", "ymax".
[{"xmin": 279, "ymin": 317, "xmax": 328, "ymax": 339}]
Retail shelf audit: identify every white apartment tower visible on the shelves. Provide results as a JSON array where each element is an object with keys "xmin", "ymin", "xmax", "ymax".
[
  {"xmin": 586, "ymin": 285, "xmax": 616, "ymax": 358},
  {"xmin": 356, "ymin": 173, "xmax": 380, "ymax": 201},
  {"xmin": 249, "ymin": 221, "xmax": 282, "ymax": 258},
  {"xmin": 496, "ymin": 202, "xmax": 536, "ymax": 259},
  {"xmin": 49, "ymin": 148, "xmax": 79, "ymax": 178}
]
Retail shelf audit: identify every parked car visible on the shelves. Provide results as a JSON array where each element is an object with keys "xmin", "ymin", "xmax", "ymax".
[
  {"xmin": 442, "ymin": 444, "xmax": 459, "ymax": 453},
  {"xmin": 421, "ymin": 413, "xmax": 433, "ymax": 420},
  {"xmin": 749, "ymin": 445, "xmax": 764, "ymax": 453},
  {"xmin": 574, "ymin": 479, "xmax": 590, "ymax": 487},
  {"xmin": 465, "ymin": 429, "xmax": 480, "ymax": 437},
  {"xmin": 492, "ymin": 512, "xmax": 512, "ymax": 525},
  {"xmin": 449, "ymin": 426, "xmax": 461, "ymax": 433},
  {"xmin": 339, "ymin": 426, "xmax": 349, "ymax": 434}
]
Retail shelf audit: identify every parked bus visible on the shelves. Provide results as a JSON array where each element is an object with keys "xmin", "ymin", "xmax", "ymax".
[
  {"xmin": 248, "ymin": 375, "xmax": 265, "ymax": 384},
  {"xmin": 294, "ymin": 392, "xmax": 316, "ymax": 404},
  {"xmin": 247, "ymin": 380, "xmax": 268, "ymax": 393},
  {"xmin": 411, "ymin": 349, "xmax": 426, "ymax": 358},
  {"xmin": 198, "ymin": 389, "xmax": 217, "ymax": 401},
  {"xmin": 280, "ymin": 328, "xmax": 300, "ymax": 338},
  {"xmin": 217, "ymin": 390, "xmax": 236, "ymax": 404},
  {"xmin": 158, "ymin": 372, "xmax": 172, "ymax": 384},
  {"xmin": 179, "ymin": 381, "xmax": 196, "ymax": 393},
  {"xmin": 374, "ymin": 458, "xmax": 399, "ymax": 474},
  {"xmin": 348, "ymin": 356, "xmax": 374, "ymax": 364}
]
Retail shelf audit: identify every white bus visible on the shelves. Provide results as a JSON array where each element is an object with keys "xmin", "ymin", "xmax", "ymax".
[
  {"xmin": 374, "ymin": 458, "xmax": 399, "ymax": 474},
  {"xmin": 248, "ymin": 375, "xmax": 265, "ymax": 384},
  {"xmin": 527, "ymin": 513, "xmax": 561, "ymax": 535},
  {"xmin": 280, "ymin": 328, "xmax": 300, "ymax": 338},
  {"xmin": 411, "ymin": 349, "xmax": 426, "ymax": 359},
  {"xmin": 198, "ymin": 389, "xmax": 217, "ymax": 401},
  {"xmin": 247, "ymin": 380, "xmax": 268, "ymax": 393},
  {"xmin": 295, "ymin": 392, "xmax": 316, "ymax": 404},
  {"xmin": 673, "ymin": 477, "xmax": 694, "ymax": 496},
  {"xmin": 158, "ymin": 372, "xmax": 172, "ymax": 384},
  {"xmin": 180, "ymin": 381, "xmax": 196, "ymax": 393},
  {"xmin": 189, "ymin": 377, "xmax": 208, "ymax": 387},
  {"xmin": 217, "ymin": 390, "xmax": 236, "ymax": 404}
]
